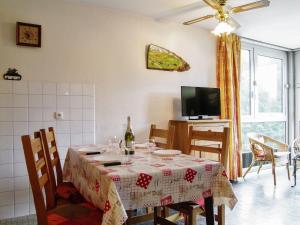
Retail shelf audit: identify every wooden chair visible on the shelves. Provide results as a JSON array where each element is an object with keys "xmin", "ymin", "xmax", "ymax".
[
  {"xmin": 40, "ymin": 127, "xmax": 84, "ymax": 203},
  {"xmin": 125, "ymin": 125, "xmax": 175, "ymax": 225},
  {"xmin": 149, "ymin": 124, "xmax": 175, "ymax": 149},
  {"xmin": 243, "ymin": 133, "xmax": 290, "ymax": 186},
  {"xmin": 21, "ymin": 132, "xmax": 102, "ymax": 225},
  {"xmin": 154, "ymin": 126, "xmax": 230, "ymax": 225}
]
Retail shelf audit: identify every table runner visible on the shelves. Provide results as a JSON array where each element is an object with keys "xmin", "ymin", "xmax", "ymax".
[{"xmin": 63, "ymin": 145, "xmax": 237, "ymax": 225}]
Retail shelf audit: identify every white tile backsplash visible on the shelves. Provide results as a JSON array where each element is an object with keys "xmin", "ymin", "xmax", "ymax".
[
  {"xmin": 83, "ymin": 133, "xmax": 95, "ymax": 145},
  {"xmin": 14, "ymin": 163, "xmax": 28, "ymax": 177},
  {"xmin": 43, "ymin": 109, "xmax": 55, "ymax": 121},
  {"xmin": 14, "ymin": 203, "xmax": 29, "ymax": 217},
  {"xmin": 70, "ymin": 84, "xmax": 82, "ymax": 95},
  {"xmin": 83, "ymin": 96, "xmax": 94, "ymax": 109},
  {"xmin": 28, "ymin": 95, "xmax": 43, "ymax": 108},
  {"xmin": 28, "ymin": 122, "xmax": 43, "ymax": 134},
  {"xmin": 43, "ymin": 95, "xmax": 56, "ymax": 108},
  {"xmin": 0, "ymin": 191, "xmax": 14, "ymax": 206},
  {"xmin": 13, "ymin": 150, "xmax": 25, "ymax": 163},
  {"xmin": 70, "ymin": 109, "xmax": 82, "ymax": 121},
  {"xmin": 57, "ymin": 83, "xmax": 69, "ymax": 96},
  {"xmin": 0, "ymin": 150, "xmax": 13, "ymax": 164},
  {"xmin": 0, "ymin": 136, "xmax": 13, "ymax": 150},
  {"xmin": 13, "ymin": 108, "xmax": 28, "ymax": 122},
  {"xmin": 70, "ymin": 96, "xmax": 83, "ymax": 108},
  {"xmin": 82, "ymin": 84, "xmax": 94, "ymax": 96},
  {"xmin": 0, "ymin": 178, "xmax": 14, "ymax": 193},
  {"xmin": 0, "ymin": 108, "xmax": 13, "ymax": 121},
  {"xmin": 83, "ymin": 121, "xmax": 94, "ymax": 133},
  {"xmin": 83, "ymin": 109, "xmax": 94, "ymax": 121},
  {"xmin": 13, "ymin": 95, "xmax": 28, "ymax": 108},
  {"xmin": 0, "ymin": 94, "xmax": 13, "ymax": 107},
  {"xmin": 29, "ymin": 108, "xmax": 43, "ymax": 122},
  {"xmin": 0, "ymin": 81, "xmax": 12, "ymax": 94},
  {"xmin": 13, "ymin": 81, "xmax": 28, "ymax": 94},
  {"xmin": 56, "ymin": 133, "xmax": 70, "ymax": 146},
  {"xmin": 0, "ymin": 81, "xmax": 95, "ymax": 219},
  {"xmin": 0, "ymin": 205, "xmax": 14, "ymax": 219},
  {"xmin": 13, "ymin": 122, "xmax": 28, "ymax": 136},
  {"xmin": 71, "ymin": 134, "xmax": 83, "ymax": 146},
  {"xmin": 14, "ymin": 176, "xmax": 29, "ymax": 190},
  {"xmin": 0, "ymin": 164, "xmax": 13, "ymax": 179},
  {"xmin": 0, "ymin": 122, "xmax": 13, "ymax": 135},
  {"xmin": 56, "ymin": 121, "xmax": 70, "ymax": 133},
  {"xmin": 13, "ymin": 136, "xmax": 22, "ymax": 150},
  {"xmin": 14, "ymin": 189, "xmax": 29, "ymax": 204},
  {"xmin": 43, "ymin": 82, "xmax": 56, "ymax": 95},
  {"xmin": 70, "ymin": 121, "xmax": 82, "ymax": 134},
  {"xmin": 28, "ymin": 81, "xmax": 42, "ymax": 95},
  {"xmin": 57, "ymin": 96, "xmax": 70, "ymax": 108}
]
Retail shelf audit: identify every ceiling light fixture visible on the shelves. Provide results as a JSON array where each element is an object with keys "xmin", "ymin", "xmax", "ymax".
[{"xmin": 211, "ymin": 20, "xmax": 235, "ymax": 36}]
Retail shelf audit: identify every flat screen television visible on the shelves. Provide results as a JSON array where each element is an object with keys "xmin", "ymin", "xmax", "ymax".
[{"xmin": 181, "ymin": 86, "xmax": 221, "ymax": 118}]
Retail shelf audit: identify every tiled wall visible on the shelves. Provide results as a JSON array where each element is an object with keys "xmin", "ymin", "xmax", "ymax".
[{"xmin": 0, "ymin": 80, "xmax": 95, "ymax": 219}]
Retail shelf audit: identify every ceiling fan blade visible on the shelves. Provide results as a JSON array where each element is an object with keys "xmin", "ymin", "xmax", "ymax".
[
  {"xmin": 227, "ymin": 17, "xmax": 241, "ymax": 29},
  {"xmin": 183, "ymin": 15, "xmax": 215, "ymax": 25},
  {"xmin": 202, "ymin": 0, "xmax": 222, "ymax": 11},
  {"xmin": 231, "ymin": 0, "xmax": 270, "ymax": 13}
]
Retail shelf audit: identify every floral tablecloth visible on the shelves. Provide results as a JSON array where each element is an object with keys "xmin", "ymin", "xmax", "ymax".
[{"xmin": 63, "ymin": 145, "xmax": 238, "ymax": 225}]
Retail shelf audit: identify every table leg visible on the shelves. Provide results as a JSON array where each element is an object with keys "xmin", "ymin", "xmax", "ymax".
[
  {"xmin": 217, "ymin": 205, "xmax": 225, "ymax": 225},
  {"xmin": 204, "ymin": 196, "xmax": 215, "ymax": 225}
]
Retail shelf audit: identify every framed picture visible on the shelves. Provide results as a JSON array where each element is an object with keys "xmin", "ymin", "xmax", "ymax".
[{"xmin": 16, "ymin": 22, "xmax": 42, "ymax": 47}]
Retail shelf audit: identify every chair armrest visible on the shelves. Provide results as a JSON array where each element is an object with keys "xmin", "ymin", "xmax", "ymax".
[
  {"xmin": 263, "ymin": 136, "xmax": 288, "ymax": 151},
  {"xmin": 249, "ymin": 138, "xmax": 274, "ymax": 156}
]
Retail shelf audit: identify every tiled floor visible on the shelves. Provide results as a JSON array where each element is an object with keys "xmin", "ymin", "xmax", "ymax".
[{"xmin": 1, "ymin": 167, "xmax": 299, "ymax": 225}]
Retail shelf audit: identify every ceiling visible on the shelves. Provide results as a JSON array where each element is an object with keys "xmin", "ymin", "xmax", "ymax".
[{"xmin": 66, "ymin": 0, "xmax": 300, "ymax": 49}]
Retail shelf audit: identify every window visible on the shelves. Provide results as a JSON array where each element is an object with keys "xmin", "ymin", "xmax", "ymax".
[{"xmin": 240, "ymin": 44, "xmax": 288, "ymax": 153}]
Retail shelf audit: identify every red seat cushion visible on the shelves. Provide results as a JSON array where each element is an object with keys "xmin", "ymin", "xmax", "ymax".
[
  {"xmin": 48, "ymin": 202, "xmax": 103, "ymax": 225},
  {"xmin": 56, "ymin": 182, "xmax": 85, "ymax": 204}
]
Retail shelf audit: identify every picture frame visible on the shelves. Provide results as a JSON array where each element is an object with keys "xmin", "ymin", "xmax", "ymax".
[{"xmin": 16, "ymin": 22, "xmax": 42, "ymax": 47}]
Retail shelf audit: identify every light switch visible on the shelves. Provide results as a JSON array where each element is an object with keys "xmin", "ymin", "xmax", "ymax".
[{"xmin": 55, "ymin": 112, "xmax": 64, "ymax": 120}]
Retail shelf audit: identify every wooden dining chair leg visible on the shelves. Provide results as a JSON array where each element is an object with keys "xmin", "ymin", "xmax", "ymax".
[
  {"xmin": 204, "ymin": 197, "xmax": 215, "ymax": 225},
  {"xmin": 272, "ymin": 163, "xmax": 276, "ymax": 186},
  {"xmin": 217, "ymin": 205, "xmax": 225, "ymax": 225},
  {"xmin": 153, "ymin": 207, "xmax": 160, "ymax": 225},
  {"xmin": 188, "ymin": 210, "xmax": 197, "ymax": 225},
  {"xmin": 243, "ymin": 161, "xmax": 255, "ymax": 178},
  {"xmin": 286, "ymin": 163, "xmax": 290, "ymax": 180},
  {"xmin": 257, "ymin": 162, "xmax": 263, "ymax": 174},
  {"xmin": 293, "ymin": 159, "xmax": 297, "ymax": 187}
]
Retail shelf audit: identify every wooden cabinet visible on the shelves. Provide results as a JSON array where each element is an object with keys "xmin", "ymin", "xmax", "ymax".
[{"xmin": 169, "ymin": 119, "xmax": 231, "ymax": 154}]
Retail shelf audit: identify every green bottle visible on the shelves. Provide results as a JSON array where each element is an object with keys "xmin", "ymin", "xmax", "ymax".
[{"xmin": 124, "ymin": 116, "xmax": 135, "ymax": 155}]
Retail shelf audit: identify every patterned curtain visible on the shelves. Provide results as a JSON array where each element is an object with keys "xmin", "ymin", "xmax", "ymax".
[{"xmin": 216, "ymin": 33, "xmax": 242, "ymax": 181}]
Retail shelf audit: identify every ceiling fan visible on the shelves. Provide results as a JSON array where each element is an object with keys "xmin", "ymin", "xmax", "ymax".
[{"xmin": 183, "ymin": 0, "xmax": 270, "ymax": 35}]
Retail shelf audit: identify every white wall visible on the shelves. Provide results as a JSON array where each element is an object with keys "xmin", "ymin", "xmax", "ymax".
[
  {"xmin": 0, "ymin": 0, "xmax": 216, "ymax": 144},
  {"xmin": 0, "ymin": 0, "xmax": 216, "ymax": 218}
]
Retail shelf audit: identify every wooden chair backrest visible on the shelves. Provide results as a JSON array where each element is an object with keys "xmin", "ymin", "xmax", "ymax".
[
  {"xmin": 189, "ymin": 126, "xmax": 230, "ymax": 168},
  {"xmin": 149, "ymin": 124, "xmax": 175, "ymax": 149},
  {"xmin": 40, "ymin": 127, "xmax": 63, "ymax": 192},
  {"xmin": 22, "ymin": 133, "xmax": 55, "ymax": 225}
]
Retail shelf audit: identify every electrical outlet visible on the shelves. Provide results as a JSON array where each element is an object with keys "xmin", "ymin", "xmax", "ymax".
[{"xmin": 55, "ymin": 112, "xmax": 64, "ymax": 120}]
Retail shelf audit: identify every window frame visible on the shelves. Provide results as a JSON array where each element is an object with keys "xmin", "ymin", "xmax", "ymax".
[{"xmin": 241, "ymin": 42, "xmax": 289, "ymax": 143}]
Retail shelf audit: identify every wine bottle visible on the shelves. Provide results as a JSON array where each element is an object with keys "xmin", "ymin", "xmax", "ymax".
[{"xmin": 124, "ymin": 116, "xmax": 135, "ymax": 155}]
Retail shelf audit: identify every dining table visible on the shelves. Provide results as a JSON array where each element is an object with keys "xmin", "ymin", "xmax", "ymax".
[{"xmin": 63, "ymin": 144, "xmax": 238, "ymax": 225}]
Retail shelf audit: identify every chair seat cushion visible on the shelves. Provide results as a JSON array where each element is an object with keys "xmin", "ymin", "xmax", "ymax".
[
  {"xmin": 56, "ymin": 182, "xmax": 85, "ymax": 204},
  {"xmin": 48, "ymin": 202, "xmax": 103, "ymax": 225},
  {"xmin": 274, "ymin": 151, "xmax": 290, "ymax": 158}
]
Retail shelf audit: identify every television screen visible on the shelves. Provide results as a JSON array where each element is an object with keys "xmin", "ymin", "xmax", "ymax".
[{"xmin": 181, "ymin": 86, "xmax": 221, "ymax": 117}]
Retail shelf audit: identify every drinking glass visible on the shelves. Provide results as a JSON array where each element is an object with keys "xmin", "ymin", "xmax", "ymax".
[
  {"xmin": 146, "ymin": 138, "xmax": 156, "ymax": 151},
  {"xmin": 108, "ymin": 136, "xmax": 121, "ymax": 153}
]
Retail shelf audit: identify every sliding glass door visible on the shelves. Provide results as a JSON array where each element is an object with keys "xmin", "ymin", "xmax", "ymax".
[{"xmin": 240, "ymin": 44, "xmax": 288, "ymax": 163}]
